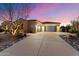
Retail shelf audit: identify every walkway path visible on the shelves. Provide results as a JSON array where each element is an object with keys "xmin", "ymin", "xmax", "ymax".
[{"xmin": 0, "ymin": 32, "xmax": 79, "ymax": 56}]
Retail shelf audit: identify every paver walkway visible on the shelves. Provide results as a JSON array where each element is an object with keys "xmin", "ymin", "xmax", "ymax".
[{"xmin": 0, "ymin": 32, "xmax": 79, "ymax": 56}]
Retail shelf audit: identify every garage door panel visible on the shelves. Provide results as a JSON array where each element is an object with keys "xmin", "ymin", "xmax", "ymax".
[{"xmin": 45, "ymin": 26, "xmax": 57, "ymax": 32}]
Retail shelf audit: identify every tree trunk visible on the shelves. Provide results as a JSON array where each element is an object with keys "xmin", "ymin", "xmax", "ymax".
[{"xmin": 11, "ymin": 25, "xmax": 20, "ymax": 36}]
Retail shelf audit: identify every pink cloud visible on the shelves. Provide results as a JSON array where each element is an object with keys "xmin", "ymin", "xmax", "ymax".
[{"xmin": 30, "ymin": 4, "xmax": 58, "ymax": 16}]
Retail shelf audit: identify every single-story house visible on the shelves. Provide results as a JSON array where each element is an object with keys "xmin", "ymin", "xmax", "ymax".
[
  {"xmin": 15, "ymin": 18, "xmax": 61, "ymax": 33},
  {"xmin": 26, "ymin": 20, "xmax": 61, "ymax": 33}
]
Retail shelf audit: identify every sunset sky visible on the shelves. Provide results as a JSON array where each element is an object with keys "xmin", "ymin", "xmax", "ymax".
[{"xmin": 0, "ymin": 3, "xmax": 79, "ymax": 26}]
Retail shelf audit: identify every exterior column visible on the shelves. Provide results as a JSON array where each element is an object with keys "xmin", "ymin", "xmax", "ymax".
[
  {"xmin": 42, "ymin": 26, "xmax": 44, "ymax": 32},
  {"xmin": 36, "ymin": 25, "xmax": 38, "ymax": 32},
  {"xmin": 57, "ymin": 26, "xmax": 60, "ymax": 32}
]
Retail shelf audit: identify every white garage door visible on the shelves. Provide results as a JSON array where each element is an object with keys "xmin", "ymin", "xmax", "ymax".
[{"xmin": 45, "ymin": 26, "xmax": 57, "ymax": 32}]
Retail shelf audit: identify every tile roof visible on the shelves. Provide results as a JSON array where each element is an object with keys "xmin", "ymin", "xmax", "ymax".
[{"xmin": 41, "ymin": 22, "xmax": 61, "ymax": 24}]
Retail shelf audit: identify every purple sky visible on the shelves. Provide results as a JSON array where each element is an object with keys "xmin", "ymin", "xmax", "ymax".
[
  {"xmin": 29, "ymin": 3, "xmax": 79, "ymax": 26},
  {"xmin": 0, "ymin": 3, "xmax": 79, "ymax": 26}
]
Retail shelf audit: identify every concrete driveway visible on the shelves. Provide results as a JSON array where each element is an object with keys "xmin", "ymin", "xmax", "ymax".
[{"xmin": 0, "ymin": 32, "xmax": 79, "ymax": 56}]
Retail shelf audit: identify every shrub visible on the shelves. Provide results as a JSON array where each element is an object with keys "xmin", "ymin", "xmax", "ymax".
[
  {"xmin": 76, "ymin": 31, "xmax": 79, "ymax": 38},
  {"xmin": 65, "ymin": 25, "xmax": 71, "ymax": 32},
  {"xmin": 60, "ymin": 26, "xmax": 66, "ymax": 32},
  {"xmin": 71, "ymin": 20, "xmax": 79, "ymax": 32},
  {"xmin": 0, "ymin": 38, "xmax": 4, "ymax": 42},
  {"xmin": 0, "ymin": 28, "xmax": 4, "ymax": 32},
  {"xmin": 69, "ymin": 28, "xmax": 77, "ymax": 33},
  {"xmin": 14, "ymin": 32, "xmax": 24, "ymax": 39}
]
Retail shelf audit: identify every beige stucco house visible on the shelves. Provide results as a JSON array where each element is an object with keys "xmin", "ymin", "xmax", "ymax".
[
  {"xmin": 16, "ymin": 18, "xmax": 61, "ymax": 33},
  {"xmin": 26, "ymin": 20, "xmax": 61, "ymax": 33}
]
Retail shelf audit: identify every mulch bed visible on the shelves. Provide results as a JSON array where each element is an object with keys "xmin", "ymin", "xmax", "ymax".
[
  {"xmin": 0, "ymin": 33, "xmax": 28, "ymax": 52},
  {"xmin": 60, "ymin": 35, "xmax": 79, "ymax": 52}
]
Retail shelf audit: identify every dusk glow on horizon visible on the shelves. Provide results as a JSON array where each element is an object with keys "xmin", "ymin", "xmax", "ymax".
[{"xmin": 0, "ymin": 3, "xmax": 79, "ymax": 26}]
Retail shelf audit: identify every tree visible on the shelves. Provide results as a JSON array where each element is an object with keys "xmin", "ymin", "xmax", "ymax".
[
  {"xmin": 9, "ymin": 4, "xmax": 35, "ymax": 36},
  {"xmin": 1, "ymin": 20, "xmax": 22, "ymax": 36},
  {"xmin": 18, "ymin": 4, "xmax": 35, "ymax": 19},
  {"xmin": 65, "ymin": 25, "xmax": 71, "ymax": 32},
  {"xmin": 60, "ymin": 26, "xmax": 66, "ymax": 32},
  {"xmin": 10, "ymin": 18, "xmax": 28, "ymax": 36},
  {"xmin": 71, "ymin": 20, "xmax": 79, "ymax": 32},
  {"xmin": 1, "ymin": 20, "xmax": 12, "ymax": 32},
  {"xmin": 69, "ymin": 16, "xmax": 79, "ymax": 33},
  {"xmin": 10, "ymin": 22, "xmax": 20, "ymax": 36},
  {"xmin": 7, "ymin": 3, "xmax": 14, "ymax": 21},
  {"xmin": 0, "ymin": 4, "xmax": 35, "ymax": 36}
]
